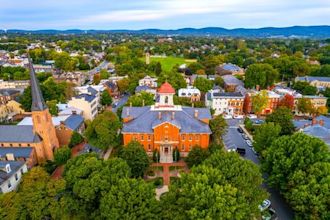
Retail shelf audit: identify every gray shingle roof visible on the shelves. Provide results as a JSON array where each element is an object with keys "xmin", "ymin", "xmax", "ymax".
[
  {"xmin": 75, "ymin": 94, "xmax": 96, "ymax": 103},
  {"xmin": 135, "ymin": 85, "xmax": 151, "ymax": 93},
  {"xmin": 87, "ymin": 86, "xmax": 98, "ymax": 96},
  {"xmin": 122, "ymin": 106, "xmax": 211, "ymax": 134},
  {"xmin": 222, "ymin": 75, "xmax": 244, "ymax": 86},
  {"xmin": 296, "ymin": 76, "xmax": 330, "ymax": 83},
  {"xmin": 0, "ymin": 161, "xmax": 25, "ymax": 185},
  {"xmin": 64, "ymin": 114, "xmax": 84, "ymax": 131},
  {"xmin": 0, "ymin": 147, "xmax": 33, "ymax": 159},
  {"xmin": 0, "ymin": 125, "xmax": 41, "ymax": 143}
]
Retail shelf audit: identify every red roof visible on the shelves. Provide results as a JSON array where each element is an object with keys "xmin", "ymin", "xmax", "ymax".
[{"xmin": 158, "ymin": 82, "xmax": 175, "ymax": 94}]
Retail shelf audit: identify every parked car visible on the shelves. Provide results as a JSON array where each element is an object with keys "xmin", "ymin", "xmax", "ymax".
[
  {"xmin": 248, "ymin": 114, "xmax": 257, "ymax": 119},
  {"xmin": 246, "ymin": 140, "xmax": 253, "ymax": 147},
  {"xmin": 259, "ymin": 199, "xmax": 271, "ymax": 212},
  {"xmin": 227, "ymin": 148, "xmax": 237, "ymax": 153},
  {"xmin": 262, "ymin": 208, "xmax": 277, "ymax": 220},
  {"xmin": 112, "ymin": 102, "xmax": 118, "ymax": 108},
  {"xmin": 242, "ymin": 133, "xmax": 249, "ymax": 140},
  {"xmin": 237, "ymin": 127, "xmax": 244, "ymax": 133},
  {"xmin": 254, "ymin": 119, "xmax": 264, "ymax": 124},
  {"xmin": 223, "ymin": 114, "xmax": 233, "ymax": 119},
  {"xmin": 234, "ymin": 115, "xmax": 244, "ymax": 119},
  {"xmin": 236, "ymin": 148, "xmax": 246, "ymax": 156}
]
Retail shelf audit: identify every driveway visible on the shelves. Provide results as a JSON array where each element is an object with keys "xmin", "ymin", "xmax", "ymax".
[{"xmin": 223, "ymin": 119, "xmax": 294, "ymax": 220}]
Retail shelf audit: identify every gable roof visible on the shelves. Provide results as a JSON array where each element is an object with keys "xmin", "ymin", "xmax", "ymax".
[
  {"xmin": 0, "ymin": 161, "xmax": 25, "ymax": 185},
  {"xmin": 0, "ymin": 147, "xmax": 33, "ymax": 159},
  {"xmin": 75, "ymin": 94, "xmax": 96, "ymax": 103},
  {"xmin": 122, "ymin": 106, "xmax": 211, "ymax": 134},
  {"xmin": 64, "ymin": 114, "xmax": 84, "ymax": 131},
  {"xmin": 0, "ymin": 125, "xmax": 41, "ymax": 143}
]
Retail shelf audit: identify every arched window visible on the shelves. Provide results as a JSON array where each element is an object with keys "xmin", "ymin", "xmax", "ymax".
[{"xmin": 165, "ymin": 96, "xmax": 169, "ymax": 104}]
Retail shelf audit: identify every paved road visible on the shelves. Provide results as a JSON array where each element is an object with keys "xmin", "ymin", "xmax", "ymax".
[
  {"xmin": 87, "ymin": 60, "xmax": 110, "ymax": 81},
  {"xmin": 223, "ymin": 119, "xmax": 294, "ymax": 220},
  {"xmin": 112, "ymin": 94, "xmax": 129, "ymax": 113}
]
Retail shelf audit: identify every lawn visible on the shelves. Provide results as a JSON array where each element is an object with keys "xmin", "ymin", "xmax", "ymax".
[{"xmin": 142, "ymin": 56, "xmax": 196, "ymax": 72}]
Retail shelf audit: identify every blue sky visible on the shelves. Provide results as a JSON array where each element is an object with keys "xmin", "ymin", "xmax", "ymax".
[{"xmin": 0, "ymin": 0, "xmax": 329, "ymax": 30}]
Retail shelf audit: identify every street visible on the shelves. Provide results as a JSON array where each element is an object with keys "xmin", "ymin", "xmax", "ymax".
[
  {"xmin": 111, "ymin": 94, "xmax": 129, "ymax": 113},
  {"xmin": 223, "ymin": 119, "xmax": 294, "ymax": 220},
  {"xmin": 87, "ymin": 60, "xmax": 110, "ymax": 81}
]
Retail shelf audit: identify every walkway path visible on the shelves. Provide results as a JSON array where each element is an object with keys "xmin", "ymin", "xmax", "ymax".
[{"xmin": 151, "ymin": 161, "xmax": 187, "ymax": 186}]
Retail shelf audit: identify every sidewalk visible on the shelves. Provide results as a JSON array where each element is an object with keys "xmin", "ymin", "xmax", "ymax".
[{"xmin": 151, "ymin": 161, "xmax": 188, "ymax": 186}]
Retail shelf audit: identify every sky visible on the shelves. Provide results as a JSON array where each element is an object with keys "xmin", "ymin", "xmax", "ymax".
[{"xmin": 0, "ymin": 0, "xmax": 330, "ymax": 30}]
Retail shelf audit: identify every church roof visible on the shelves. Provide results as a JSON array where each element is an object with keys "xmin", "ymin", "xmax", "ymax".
[
  {"xmin": 158, "ymin": 82, "xmax": 175, "ymax": 94},
  {"xmin": 28, "ymin": 55, "xmax": 47, "ymax": 111},
  {"xmin": 0, "ymin": 125, "xmax": 41, "ymax": 143},
  {"xmin": 121, "ymin": 106, "xmax": 211, "ymax": 134}
]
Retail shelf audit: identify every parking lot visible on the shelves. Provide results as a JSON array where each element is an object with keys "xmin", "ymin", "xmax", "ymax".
[{"xmin": 223, "ymin": 119, "xmax": 294, "ymax": 220}]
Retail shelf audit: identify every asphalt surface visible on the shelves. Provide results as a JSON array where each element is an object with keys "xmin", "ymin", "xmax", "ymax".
[
  {"xmin": 223, "ymin": 119, "xmax": 294, "ymax": 220},
  {"xmin": 111, "ymin": 94, "xmax": 129, "ymax": 113},
  {"xmin": 88, "ymin": 60, "xmax": 110, "ymax": 81}
]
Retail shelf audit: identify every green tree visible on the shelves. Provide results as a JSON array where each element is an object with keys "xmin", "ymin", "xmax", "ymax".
[
  {"xmin": 119, "ymin": 141, "xmax": 150, "ymax": 178},
  {"xmin": 293, "ymin": 81, "xmax": 317, "ymax": 95},
  {"xmin": 84, "ymin": 111, "xmax": 122, "ymax": 150},
  {"xmin": 193, "ymin": 77, "xmax": 213, "ymax": 93},
  {"xmin": 297, "ymin": 97, "xmax": 315, "ymax": 115},
  {"xmin": 0, "ymin": 167, "xmax": 66, "ymax": 220},
  {"xmin": 68, "ymin": 131, "xmax": 84, "ymax": 148},
  {"xmin": 251, "ymin": 90, "xmax": 268, "ymax": 116},
  {"xmin": 188, "ymin": 62, "xmax": 205, "ymax": 74},
  {"xmin": 117, "ymin": 78, "xmax": 130, "ymax": 93},
  {"xmin": 245, "ymin": 64, "xmax": 279, "ymax": 89},
  {"xmin": 158, "ymin": 71, "xmax": 187, "ymax": 91},
  {"xmin": 185, "ymin": 146, "xmax": 210, "ymax": 168},
  {"xmin": 266, "ymin": 107, "xmax": 295, "ymax": 135},
  {"xmin": 46, "ymin": 100, "xmax": 58, "ymax": 116},
  {"xmin": 214, "ymin": 76, "xmax": 224, "ymax": 87},
  {"xmin": 54, "ymin": 52, "xmax": 76, "ymax": 72},
  {"xmin": 101, "ymin": 90, "xmax": 113, "ymax": 106},
  {"xmin": 253, "ymin": 122, "xmax": 281, "ymax": 157},
  {"xmin": 54, "ymin": 146, "xmax": 71, "ymax": 166},
  {"xmin": 209, "ymin": 115, "xmax": 228, "ymax": 145},
  {"xmin": 99, "ymin": 69, "xmax": 110, "ymax": 80},
  {"xmin": 100, "ymin": 178, "xmax": 159, "ymax": 219},
  {"xmin": 126, "ymin": 91, "xmax": 155, "ymax": 107}
]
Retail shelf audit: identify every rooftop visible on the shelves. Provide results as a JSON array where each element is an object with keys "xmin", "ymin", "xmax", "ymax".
[
  {"xmin": 75, "ymin": 94, "xmax": 96, "ymax": 103},
  {"xmin": 158, "ymin": 82, "xmax": 175, "ymax": 94},
  {"xmin": 0, "ymin": 147, "xmax": 33, "ymax": 159},
  {"xmin": 0, "ymin": 125, "xmax": 41, "ymax": 143},
  {"xmin": 0, "ymin": 161, "xmax": 25, "ymax": 185}
]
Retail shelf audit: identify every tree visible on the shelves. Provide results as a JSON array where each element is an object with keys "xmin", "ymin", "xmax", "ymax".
[
  {"xmin": 316, "ymin": 106, "xmax": 328, "ymax": 115},
  {"xmin": 93, "ymin": 74, "xmax": 101, "ymax": 85},
  {"xmin": 161, "ymin": 152, "xmax": 267, "ymax": 220},
  {"xmin": 214, "ymin": 76, "xmax": 224, "ymax": 87},
  {"xmin": 278, "ymin": 94, "xmax": 294, "ymax": 110},
  {"xmin": 209, "ymin": 115, "xmax": 228, "ymax": 145},
  {"xmin": 62, "ymin": 154, "xmax": 131, "ymax": 218},
  {"xmin": 193, "ymin": 77, "xmax": 213, "ymax": 93},
  {"xmin": 101, "ymin": 90, "xmax": 112, "ymax": 106},
  {"xmin": 158, "ymin": 71, "xmax": 187, "ymax": 91},
  {"xmin": 266, "ymin": 107, "xmax": 295, "ymax": 135},
  {"xmin": 262, "ymin": 133, "xmax": 329, "ymax": 219},
  {"xmin": 54, "ymin": 52, "xmax": 76, "ymax": 72},
  {"xmin": 126, "ymin": 91, "xmax": 154, "ymax": 107},
  {"xmin": 117, "ymin": 78, "xmax": 130, "ymax": 93},
  {"xmin": 100, "ymin": 178, "xmax": 159, "ymax": 219},
  {"xmin": 253, "ymin": 123, "xmax": 281, "ymax": 157},
  {"xmin": 0, "ymin": 167, "xmax": 66, "ymax": 220},
  {"xmin": 251, "ymin": 90, "xmax": 268, "ymax": 116},
  {"xmin": 245, "ymin": 64, "xmax": 279, "ymax": 89},
  {"xmin": 46, "ymin": 100, "xmax": 58, "ymax": 116},
  {"xmin": 99, "ymin": 69, "xmax": 110, "ymax": 80},
  {"xmin": 297, "ymin": 97, "xmax": 315, "ymax": 115},
  {"xmin": 84, "ymin": 111, "xmax": 122, "ymax": 150},
  {"xmin": 293, "ymin": 81, "xmax": 317, "ymax": 95},
  {"xmin": 244, "ymin": 117, "xmax": 254, "ymax": 131},
  {"xmin": 119, "ymin": 141, "xmax": 150, "ymax": 178},
  {"xmin": 68, "ymin": 131, "xmax": 84, "ymax": 148},
  {"xmin": 188, "ymin": 62, "xmax": 205, "ymax": 74},
  {"xmin": 185, "ymin": 146, "xmax": 210, "ymax": 168},
  {"xmin": 54, "ymin": 146, "xmax": 71, "ymax": 166}
]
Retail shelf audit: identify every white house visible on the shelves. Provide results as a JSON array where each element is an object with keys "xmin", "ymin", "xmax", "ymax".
[
  {"xmin": 178, "ymin": 86, "xmax": 201, "ymax": 101},
  {"xmin": 139, "ymin": 75, "xmax": 158, "ymax": 88},
  {"xmin": 0, "ymin": 161, "xmax": 28, "ymax": 194},
  {"xmin": 75, "ymin": 85, "xmax": 104, "ymax": 106},
  {"xmin": 68, "ymin": 94, "xmax": 98, "ymax": 120}
]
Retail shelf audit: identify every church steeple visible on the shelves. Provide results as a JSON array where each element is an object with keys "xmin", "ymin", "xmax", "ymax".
[{"xmin": 28, "ymin": 55, "xmax": 47, "ymax": 111}]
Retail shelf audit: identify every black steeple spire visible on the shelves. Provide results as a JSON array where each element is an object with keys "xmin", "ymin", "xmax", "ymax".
[{"xmin": 28, "ymin": 54, "xmax": 47, "ymax": 111}]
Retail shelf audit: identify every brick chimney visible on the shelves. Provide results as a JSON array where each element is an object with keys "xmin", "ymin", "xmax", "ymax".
[
  {"xmin": 158, "ymin": 112, "xmax": 162, "ymax": 120},
  {"xmin": 194, "ymin": 109, "xmax": 199, "ymax": 118},
  {"xmin": 319, "ymin": 119, "xmax": 324, "ymax": 126},
  {"xmin": 311, "ymin": 117, "xmax": 317, "ymax": 125}
]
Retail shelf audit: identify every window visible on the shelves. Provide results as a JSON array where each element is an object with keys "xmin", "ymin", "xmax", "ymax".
[
  {"xmin": 15, "ymin": 174, "xmax": 18, "ymax": 181},
  {"xmin": 27, "ymin": 144, "xmax": 30, "ymax": 147},
  {"xmin": 20, "ymin": 169, "xmax": 24, "ymax": 175},
  {"xmin": 189, "ymin": 135, "xmax": 192, "ymax": 141},
  {"xmin": 7, "ymin": 181, "xmax": 11, "ymax": 189},
  {"xmin": 10, "ymin": 144, "xmax": 13, "ymax": 147},
  {"xmin": 148, "ymin": 135, "xmax": 151, "ymax": 141},
  {"xmin": 1, "ymin": 144, "xmax": 3, "ymax": 147},
  {"xmin": 141, "ymin": 135, "xmax": 144, "ymax": 140},
  {"xmin": 18, "ymin": 144, "xmax": 21, "ymax": 147},
  {"xmin": 189, "ymin": 145, "xmax": 192, "ymax": 151},
  {"xmin": 181, "ymin": 145, "xmax": 185, "ymax": 151},
  {"xmin": 182, "ymin": 135, "xmax": 185, "ymax": 140},
  {"xmin": 165, "ymin": 96, "xmax": 169, "ymax": 104},
  {"xmin": 196, "ymin": 134, "xmax": 200, "ymax": 140},
  {"xmin": 148, "ymin": 144, "xmax": 151, "ymax": 151}
]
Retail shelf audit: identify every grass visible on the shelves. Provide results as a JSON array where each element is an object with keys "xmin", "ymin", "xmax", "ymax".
[{"xmin": 141, "ymin": 56, "xmax": 196, "ymax": 72}]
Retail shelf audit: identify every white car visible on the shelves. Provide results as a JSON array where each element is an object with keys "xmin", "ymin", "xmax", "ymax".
[
  {"xmin": 246, "ymin": 140, "xmax": 253, "ymax": 147},
  {"xmin": 248, "ymin": 114, "xmax": 257, "ymax": 119},
  {"xmin": 234, "ymin": 115, "xmax": 244, "ymax": 119},
  {"xmin": 227, "ymin": 148, "xmax": 237, "ymax": 153},
  {"xmin": 259, "ymin": 199, "xmax": 271, "ymax": 212},
  {"xmin": 223, "ymin": 114, "xmax": 233, "ymax": 119}
]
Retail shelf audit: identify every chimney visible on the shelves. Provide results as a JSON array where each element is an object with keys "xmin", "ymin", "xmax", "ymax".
[
  {"xmin": 158, "ymin": 112, "xmax": 162, "ymax": 120},
  {"xmin": 72, "ymin": 110, "xmax": 77, "ymax": 115},
  {"xmin": 319, "ymin": 119, "xmax": 324, "ymax": 126},
  {"xmin": 171, "ymin": 112, "xmax": 175, "ymax": 120},
  {"xmin": 311, "ymin": 117, "xmax": 317, "ymax": 126},
  {"xmin": 194, "ymin": 110, "xmax": 199, "ymax": 118},
  {"xmin": 142, "ymin": 99, "xmax": 145, "ymax": 107}
]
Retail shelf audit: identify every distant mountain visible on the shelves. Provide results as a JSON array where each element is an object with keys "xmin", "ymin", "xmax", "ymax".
[{"xmin": 2, "ymin": 26, "xmax": 330, "ymax": 38}]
